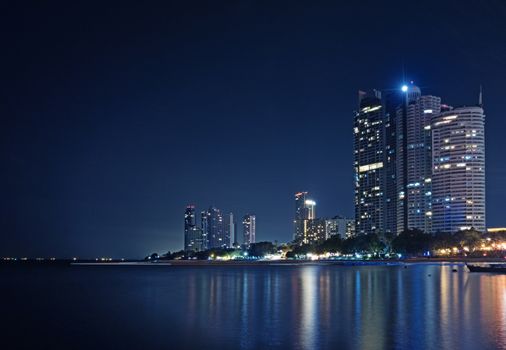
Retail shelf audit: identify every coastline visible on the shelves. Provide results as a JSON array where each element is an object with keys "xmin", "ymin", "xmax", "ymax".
[{"xmin": 2, "ymin": 256, "xmax": 505, "ymax": 267}]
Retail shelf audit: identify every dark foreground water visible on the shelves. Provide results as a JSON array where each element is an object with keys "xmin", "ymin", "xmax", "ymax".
[{"xmin": 1, "ymin": 263, "xmax": 506, "ymax": 350}]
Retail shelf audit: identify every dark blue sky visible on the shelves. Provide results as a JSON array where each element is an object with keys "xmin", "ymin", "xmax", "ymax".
[{"xmin": 2, "ymin": 0, "xmax": 506, "ymax": 258}]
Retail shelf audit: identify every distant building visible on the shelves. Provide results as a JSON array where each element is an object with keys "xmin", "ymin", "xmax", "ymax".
[
  {"xmin": 431, "ymin": 106, "xmax": 486, "ymax": 233},
  {"xmin": 203, "ymin": 206, "xmax": 227, "ymax": 249},
  {"xmin": 243, "ymin": 214, "xmax": 256, "ymax": 246},
  {"xmin": 184, "ymin": 205, "xmax": 196, "ymax": 251},
  {"xmin": 227, "ymin": 212, "xmax": 237, "ymax": 247},
  {"xmin": 325, "ymin": 216, "xmax": 355, "ymax": 239},
  {"xmin": 184, "ymin": 205, "xmax": 205, "ymax": 252},
  {"xmin": 306, "ymin": 218, "xmax": 326, "ymax": 244},
  {"xmin": 294, "ymin": 192, "xmax": 316, "ymax": 244},
  {"xmin": 200, "ymin": 210, "xmax": 209, "ymax": 250}
]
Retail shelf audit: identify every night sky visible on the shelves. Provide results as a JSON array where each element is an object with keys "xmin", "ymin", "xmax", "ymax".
[{"xmin": 2, "ymin": 1, "xmax": 506, "ymax": 258}]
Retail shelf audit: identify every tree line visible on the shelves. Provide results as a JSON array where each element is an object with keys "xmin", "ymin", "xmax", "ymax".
[{"xmin": 146, "ymin": 229, "xmax": 506, "ymax": 260}]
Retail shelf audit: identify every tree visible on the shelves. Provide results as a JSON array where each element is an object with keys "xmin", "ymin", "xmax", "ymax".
[
  {"xmin": 247, "ymin": 242, "xmax": 277, "ymax": 258},
  {"xmin": 391, "ymin": 229, "xmax": 430, "ymax": 256},
  {"xmin": 453, "ymin": 229, "xmax": 482, "ymax": 251}
]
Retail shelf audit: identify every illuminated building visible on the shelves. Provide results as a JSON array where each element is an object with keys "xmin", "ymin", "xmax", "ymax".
[
  {"xmin": 325, "ymin": 216, "xmax": 355, "ymax": 239},
  {"xmin": 184, "ymin": 205, "xmax": 205, "ymax": 252},
  {"xmin": 243, "ymin": 214, "xmax": 256, "ymax": 246},
  {"xmin": 383, "ymin": 90, "xmax": 404, "ymax": 236},
  {"xmin": 488, "ymin": 228, "xmax": 506, "ymax": 233},
  {"xmin": 396, "ymin": 84, "xmax": 441, "ymax": 234},
  {"xmin": 203, "ymin": 206, "xmax": 227, "ymax": 248},
  {"xmin": 306, "ymin": 218, "xmax": 326, "ymax": 244},
  {"xmin": 354, "ymin": 91, "xmax": 385, "ymax": 235},
  {"xmin": 200, "ymin": 210, "xmax": 209, "ymax": 249},
  {"xmin": 294, "ymin": 192, "xmax": 316, "ymax": 244},
  {"xmin": 431, "ymin": 105, "xmax": 486, "ymax": 233},
  {"xmin": 227, "ymin": 212, "xmax": 238, "ymax": 247}
]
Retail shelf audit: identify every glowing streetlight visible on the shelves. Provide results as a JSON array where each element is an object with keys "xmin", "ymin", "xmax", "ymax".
[{"xmin": 401, "ymin": 85, "xmax": 408, "ymax": 92}]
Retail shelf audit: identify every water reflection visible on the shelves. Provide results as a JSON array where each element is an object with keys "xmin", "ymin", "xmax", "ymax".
[
  {"xmin": 172, "ymin": 265, "xmax": 506, "ymax": 350},
  {"xmin": 3, "ymin": 265, "xmax": 506, "ymax": 349}
]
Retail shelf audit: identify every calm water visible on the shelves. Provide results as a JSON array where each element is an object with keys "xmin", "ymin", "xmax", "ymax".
[{"xmin": 1, "ymin": 263, "xmax": 506, "ymax": 349}]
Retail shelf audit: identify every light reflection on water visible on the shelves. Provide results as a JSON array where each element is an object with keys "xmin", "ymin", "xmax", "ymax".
[{"xmin": 1, "ymin": 264, "xmax": 506, "ymax": 349}]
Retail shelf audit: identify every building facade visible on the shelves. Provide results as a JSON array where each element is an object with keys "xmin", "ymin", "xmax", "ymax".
[
  {"xmin": 306, "ymin": 218, "xmax": 327, "ymax": 244},
  {"xmin": 396, "ymin": 85, "xmax": 441, "ymax": 234},
  {"xmin": 227, "ymin": 212, "xmax": 237, "ymax": 247},
  {"xmin": 354, "ymin": 92, "xmax": 385, "ymax": 235},
  {"xmin": 184, "ymin": 205, "xmax": 205, "ymax": 252},
  {"xmin": 431, "ymin": 106, "xmax": 486, "ymax": 233},
  {"xmin": 294, "ymin": 192, "xmax": 316, "ymax": 244},
  {"xmin": 325, "ymin": 216, "xmax": 355, "ymax": 239},
  {"xmin": 203, "ymin": 206, "xmax": 227, "ymax": 249},
  {"xmin": 243, "ymin": 214, "xmax": 256, "ymax": 246}
]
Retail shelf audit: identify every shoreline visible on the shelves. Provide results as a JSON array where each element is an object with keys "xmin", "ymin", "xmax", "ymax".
[{"xmin": 2, "ymin": 256, "xmax": 505, "ymax": 267}]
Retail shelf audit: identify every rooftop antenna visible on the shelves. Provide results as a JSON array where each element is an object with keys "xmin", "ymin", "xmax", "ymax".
[{"xmin": 478, "ymin": 85, "xmax": 483, "ymax": 108}]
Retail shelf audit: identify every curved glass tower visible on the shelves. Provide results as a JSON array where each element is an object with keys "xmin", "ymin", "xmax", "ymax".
[{"xmin": 431, "ymin": 106, "xmax": 486, "ymax": 233}]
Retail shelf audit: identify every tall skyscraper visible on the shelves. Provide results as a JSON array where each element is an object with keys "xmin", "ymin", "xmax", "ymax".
[
  {"xmin": 228, "ymin": 212, "xmax": 236, "ymax": 247},
  {"xmin": 200, "ymin": 210, "xmax": 209, "ymax": 250},
  {"xmin": 354, "ymin": 91, "xmax": 385, "ymax": 235},
  {"xmin": 184, "ymin": 205, "xmax": 205, "ymax": 252},
  {"xmin": 184, "ymin": 205, "xmax": 196, "ymax": 251},
  {"xmin": 383, "ymin": 90, "xmax": 403, "ymax": 236},
  {"xmin": 431, "ymin": 105, "xmax": 486, "ymax": 233},
  {"xmin": 243, "ymin": 214, "xmax": 256, "ymax": 246},
  {"xmin": 396, "ymin": 84, "xmax": 441, "ymax": 234},
  {"xmin": 294, "ymin": 192, "xmax": 316, "ymax": 244},
  {"xmin": 203, "ymin": 206, "xmax": 227, "ymax": 249}
]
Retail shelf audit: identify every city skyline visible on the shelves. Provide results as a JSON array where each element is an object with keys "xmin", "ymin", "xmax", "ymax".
[
  {"xmin": 354, "ymin": 83, "xmax": 486, "ymax": 238},
  {"xmin": 2, "ymin": 2, "xmax": 506, "ymax": 258}
]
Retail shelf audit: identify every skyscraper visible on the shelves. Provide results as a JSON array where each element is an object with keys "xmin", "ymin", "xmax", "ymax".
[
  {"xmin": 184, "ymin": 205, "xmax": 205, "ymax": 252},
  {"xmin": 383, "ymin": 90, "xmax": 403, "ymax": 236},
  {"xmin": 243, "ymin": 214, "xmax": 256, "ymax": 246},
  {"xmin": 228, "ymin": 212, "xmax": 237, "ymax": 247},
  {"xmin": 354, "ymin": 91, "xmax": 385, "ymax": 235},
  {"xmin": 202, "ymin": 206, "xmax": 227, "ymax": 249},
  {"xmin": 200, "ymin": 210, "xmax": 208, "ymax": 250},
  {"xmin": 294, "ymin": 192, "xmax": 316, "ymax": 244},
  {"xmin": 431, "ymin": 105, "xmax": 486, "ymax": 233},
  {"xmin": 184, "ymin": 205, "xmax": 196, "ymax": 251},
  {"xmin": 396, "ymin": 84, "xmax": 441, "ymax": 234}
]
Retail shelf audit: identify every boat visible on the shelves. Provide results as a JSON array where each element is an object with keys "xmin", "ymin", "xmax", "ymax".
[{"xmin": 466, "ymin": 263, "xmax": 506, "ymax": 273}]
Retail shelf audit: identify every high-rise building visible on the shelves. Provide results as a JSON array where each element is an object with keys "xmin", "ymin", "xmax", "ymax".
[
  {"xmin": 325, "ymin": 216, "xmax": 355, "ymax": 239},
  {"xmin": 243, "ymin": 214, "xmax": 256, "ymax": 246},
  {"xmin": 294, "ymin": 192, "xmax": 316, "ymax": 244},
  {"xmin": 306, "ymin": 218, "xmax": 326, "ymax": 244},
  {"xmin": 200, "ymin": 210, "xmax": 209, "ymax": 250},
  {"xmin": 184, "ymin": 205, "xmax": 205, "ymax": 252},
  {"xmin": 354, "ymin": 91, "xmax": 385, "ymax": 235},
  {"xmin": 203, "ymin": 206, "xmax": 227, "ymax": 249},
  {"xmin": 184, "ymin": 205, "xmax": 196, "ymax": 251},
  {"xmin": 396, "ymin": 84, "xmax": 441, "ymax": 234},
  {"xmin": 383, "ymin": 90, "xmax": 403, "ymax": 236},
  {"xmin": 228, "ymin": 212, "xmax": 237, "ymax": 247},
  {"xmin": 431, "ymin": 106, "xmax": 486, "ymax": 233}
]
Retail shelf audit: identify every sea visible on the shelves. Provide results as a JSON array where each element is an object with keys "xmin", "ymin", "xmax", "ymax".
[{"xmin": 1, "ymin": 262, "xmax": 505, "ymax": 349}]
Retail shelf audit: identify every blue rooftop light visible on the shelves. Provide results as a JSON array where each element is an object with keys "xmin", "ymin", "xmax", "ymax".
[{"xmin": 401, "ymin": 85, "xmax": 408, "ymax": 92}]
